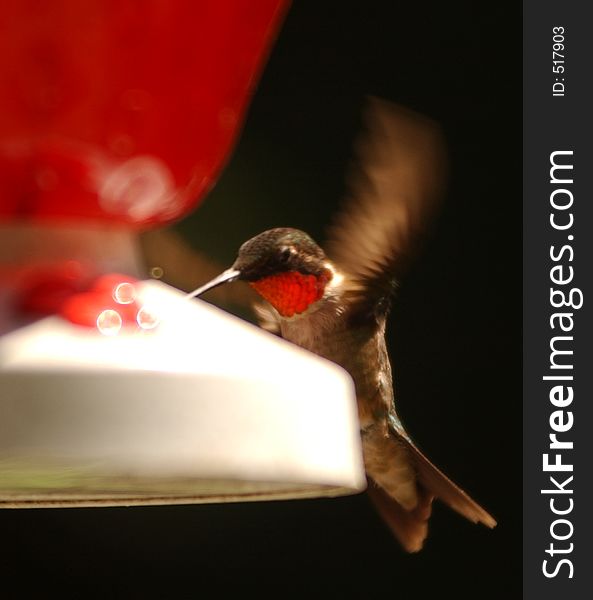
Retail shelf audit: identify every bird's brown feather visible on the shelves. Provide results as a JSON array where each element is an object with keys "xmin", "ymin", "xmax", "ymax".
[
  {"xmin": 396, "ymin": 430, "xmax": 497, "ymax": 529},
  {"xmin": 326, "ymin": 97, "xmax": 447, "ymax": 313},
  {"xmin": 367, "ymin": 477, "xmax": 433, "ymax": 553}
]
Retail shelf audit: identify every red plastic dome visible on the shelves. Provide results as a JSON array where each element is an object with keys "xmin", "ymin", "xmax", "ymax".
[{"xmin": 0, "ymin": 0, "xmax": 288, "ymax": 227}]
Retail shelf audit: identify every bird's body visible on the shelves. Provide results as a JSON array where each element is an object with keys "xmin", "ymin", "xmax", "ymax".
[
  {"xmin": 274, "ymin": 263, "xmax": 422, "ymax": 511},
  {"xmin": 192, "ymin": 98, "xmax": 496, "ymax": 551},
  {"xmin": 244, "ymin": 231, "xmax": 494, "ymax": 551}
]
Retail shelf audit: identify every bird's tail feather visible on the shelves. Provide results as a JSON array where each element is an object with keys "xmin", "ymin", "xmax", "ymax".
[
  {"xmin": 367, "ymin": 479, "xmax": 433, "ymax": 552},
  {"xmin": 369, "ymin": 427, "xmax": 496, "ymax": 551},
  {"xmin": 400, "ymin": 436, "xmax": 497, "ymax": 529}
]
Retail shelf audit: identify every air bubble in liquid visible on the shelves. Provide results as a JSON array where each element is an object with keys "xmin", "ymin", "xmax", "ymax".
[
  {"xmin": 136, "ymin": 305, "xmax": 160, "ymax": 330},
  {"xmin": 113, "ymin": 282, "xmax": 136, "ymax": 304},
  {"xmin": 97, "ymin": 309, "xmax": 122, "ymax": 336}
]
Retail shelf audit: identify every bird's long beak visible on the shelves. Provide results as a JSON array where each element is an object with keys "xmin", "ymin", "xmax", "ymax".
[{"xmin": 185, "ymin": 268, "xmax": 241, "ymax": 300}]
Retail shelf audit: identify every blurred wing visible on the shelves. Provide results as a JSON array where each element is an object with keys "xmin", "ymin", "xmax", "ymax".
[
  {"xmin": 139, "ymin": 228, "xmax": 259, "ymax": 309},
  {"xmin": 253, "ymin": 301, "xmax": 281, "ymax": 335},
  {"xmin": 326, "ymin": 97, "xmax": 447, "ymax": 311}
]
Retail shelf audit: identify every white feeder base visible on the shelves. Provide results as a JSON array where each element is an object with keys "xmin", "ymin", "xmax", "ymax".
[{"xmin": 0, "ymin": 280, "xmax": 366, "ymax": 507}]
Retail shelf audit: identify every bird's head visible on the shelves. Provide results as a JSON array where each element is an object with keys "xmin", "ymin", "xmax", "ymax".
[{"xmin": 190, "ymin": 228, "xmax": 334, "ymax": 318}]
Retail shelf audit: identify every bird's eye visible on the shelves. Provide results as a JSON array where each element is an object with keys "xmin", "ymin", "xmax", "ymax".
[{"xmin": 279, "ymin": 247, "xmax": 293, "ymax": 263}]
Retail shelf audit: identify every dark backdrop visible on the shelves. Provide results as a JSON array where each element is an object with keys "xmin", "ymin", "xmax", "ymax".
[{"xmin": 1, "ymin": 3, "xmax": 521, "ymax": 598}]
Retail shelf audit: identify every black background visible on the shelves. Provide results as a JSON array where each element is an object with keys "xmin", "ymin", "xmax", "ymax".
[{"xmin": 1, "ymin": 2, "xmax": 521, "ymax": 598}]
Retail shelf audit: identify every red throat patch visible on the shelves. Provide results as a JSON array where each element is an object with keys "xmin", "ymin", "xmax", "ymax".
[{"xmin": 249, "ymin": 270, "xmax": 332, "ymax": 318}]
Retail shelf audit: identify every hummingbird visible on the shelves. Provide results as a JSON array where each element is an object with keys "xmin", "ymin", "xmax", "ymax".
[{"xmin": 188, "ymin": 98, "xmax": 496, "ymax": 551}]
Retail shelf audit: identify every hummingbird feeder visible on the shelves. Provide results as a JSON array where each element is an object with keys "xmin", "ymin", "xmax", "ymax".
[{"xmin": 0, "ymin": 0, "xmax": 366, "ymax": 507}]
